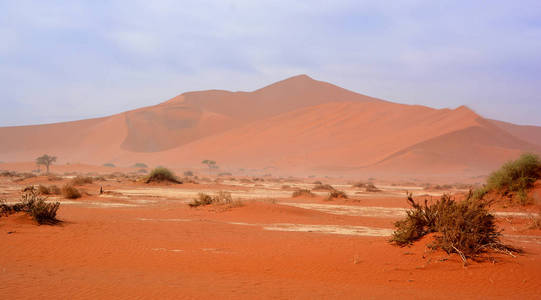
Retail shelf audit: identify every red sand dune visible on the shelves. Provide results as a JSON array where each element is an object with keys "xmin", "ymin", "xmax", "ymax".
[{"xmin": 0, "ymin": 75, "xmax": 539, "ymax": 178}]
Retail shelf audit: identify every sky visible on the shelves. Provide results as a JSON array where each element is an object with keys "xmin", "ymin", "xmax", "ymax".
[{"xmin": 1, "ymin": 0, "xmax": 540, "ymax": 126}]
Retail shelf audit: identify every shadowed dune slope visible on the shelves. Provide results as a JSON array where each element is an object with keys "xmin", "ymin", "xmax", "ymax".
[
  {"xmin": 488, "ymin": 119, "xmax": 541, "ymax": 147},
  {"xmin": 0, "ymin": 75, "xmax": 539, "ymax": 177}
]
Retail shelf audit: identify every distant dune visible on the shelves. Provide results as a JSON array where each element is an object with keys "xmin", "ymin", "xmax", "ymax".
[{"xmin": 1, "ymin": 75, "xmax": 539, "ymax": 178}]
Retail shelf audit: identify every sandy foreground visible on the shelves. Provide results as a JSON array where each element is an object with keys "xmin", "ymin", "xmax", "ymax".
[{"xmin": 1, "ymin": 176, "xmax": 541, "ymax": 299}]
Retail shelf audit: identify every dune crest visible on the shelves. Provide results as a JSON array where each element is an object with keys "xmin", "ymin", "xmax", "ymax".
[{"xmin": 0, "ymin": 75, "xmax": 539, "ymax": 177}]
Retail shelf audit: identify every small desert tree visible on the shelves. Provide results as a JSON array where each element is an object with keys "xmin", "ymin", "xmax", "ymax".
[
  {"xmin": 36, "ymin": 154, "xmax": 57, "ymax": 174},
  {"xmin": 202, "ymin": 160, "xmax": 218, "ymax": 175}
]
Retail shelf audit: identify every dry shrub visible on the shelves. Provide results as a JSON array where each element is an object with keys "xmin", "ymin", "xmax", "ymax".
[
  {"xmin": 327, "ymin": 190, "xmax": 348, "ymax": 200},
  {"xmin": 1, "ymin": 187, "xmax": 60, "ymax": 224},
  {"xmin": 391, "ymin": 192, "xmax": 519, "ymax": 264},
  {"xmin": 62, "ymin": 184, "xmax": 81, "ymax": 199},
  {"xmin": 47, "ymin": 174, "xmax": 62, "ymax": 181},
  {"xmin": 352, "ymin": 182, "xmax": 367, "ymax": 188},
  {"xmin": 49, "ymin": 185, "xmax": 61, "ymax": 195},
  {"xmin": 0, "ymin": 170, "xmax": 17, "ymax": 177},
  {"xmin": 145, "ymin": 167, "xmax": 181, "ymax": 184},
  {"xmin": 39, "ymin": 185, "xmax": 60, "ymax": 195},
  {"xmin": 71, "ymin": 176, "xmax": 93, "ymax": 185},
  {"xmin": 29, "ymin": 198, "xmax": 60, "ymax": 225},
  {"xmin": 281, "ymin": 185, "xmax": 291, "ymax": 190},
  {"xmin": 13, "ymin": 173, "xmax": 37, "ymax": 182},
  {"xmin": 365, "ymin": 183, "xmax": 381, "ymax": 192},
  {"xmin": 313, "ymin": 183, "xmax": 336, "ymax": 191},
  {"xmin": 292, "ymin": 189, "xmax": 315, "ymax": 197},
  {"xmin": 529, "ymin": 214, "xmax": 541, "ymax": 230},
  {"xmin": 189, "ymin": 191, "xmax": 242, "ymax": 208},
  {"xmin": 181, "ymin": 177, "xmax": 199, "ymax": 184}
]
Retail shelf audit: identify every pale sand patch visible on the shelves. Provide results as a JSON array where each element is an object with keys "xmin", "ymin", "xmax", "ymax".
[
  {"xmin": 280, "ymin": 202, "xmax": 539, "ymax": 219},
  {"xmin": 137, "ymin": 218, "xmax": 193, "ymax": 222},
  {"xmin": 113, "ymin": 187, "xmax": 294, "ymax": 200},
  {"xmin": 136, "ymin": 217, "xmax": 392, "ymax": 237},
  {"xmin": 262, "ymin": 223, "xmax": 394, "ymax": 237},
  {"xmin": 99, "ymin": 194, "xmax": 130, "ymax": 199},
  {"xmin": 151, "ymin": 248, "xmax": 184, "ymax": 252},
  {"xmin": 493, "ymin": 211, "xmax": 540, "ymax": 218},
  {"xmin": 280, "ymin": 202, "xmax": 407, "ymax": 218}
]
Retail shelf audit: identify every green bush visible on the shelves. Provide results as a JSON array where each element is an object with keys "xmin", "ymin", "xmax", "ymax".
[
  {"xmin": 133, "ymin": 163, "xmax": 148, "ymax": 168},
  {"xmin": 145, "ymin": 167, "xmax": 181, "ymax": 184},
  {"xmin": 103, "ymin": 163, "xmax": 116, "ymax": 167},
  {"xmin": 391, "ymin": 192, "xmax": 519, "ymax": 264},
  {"xmin": 477, "ymin": 153, "xmax": 541, "ymax": 205}
]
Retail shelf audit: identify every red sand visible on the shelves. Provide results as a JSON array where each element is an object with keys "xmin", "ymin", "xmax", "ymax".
[
  {"xmin": 1, "ymin": 176, "xmax": 541, "ymax": 299},
  {"xmin": 1, "ymin": 200, "xmax": 540, "ymax": 299}
]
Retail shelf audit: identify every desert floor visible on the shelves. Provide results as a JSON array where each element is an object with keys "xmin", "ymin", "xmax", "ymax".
[{"xmin": 1, "ymin": 173, "xmax": 541, "ymax": 299}]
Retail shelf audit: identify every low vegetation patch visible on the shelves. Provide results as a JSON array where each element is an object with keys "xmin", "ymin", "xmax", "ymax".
[
  {"xmin": 47, "ymin": 174, "xmax": 62, "ymax": 181},
  {"xmin": 62, "ymin": 184, "xmax": 82, "ymax": 199},
  {"xmin": 38, "ymin": 184, "xmax": 61, "ymax": 195},
  {"xmin": 1, "ymin": 186, "xmax": 60, "ymax": 225},
  {"xmin": 189, "ymin": 191, "xmax": 242, "ymax": 208},
  {"xmin": 313, "ymin": 183, "xmax": 336, "ymax": 191},
  {"xmin": 530, "ymin": 215, "xmax": 541, "ymax": 230},
  {"xmin": 145, "ymin": 167, "xmax": 182, "ymax": 184},
  {"xmin": 292, "ymin": 189, "xmax": 315, "ymax": 197},
  {"xmin": 352, "ymin": 182, "xmax": 367, "ymax": 188},
  {"xmin": 71, "ymin": 176, "xmax": 93, "ymax": 185},
  {"xmin": 327, "ymin": 190, "xmax": 348, "ymax": 200},
  {"xmin": 365, "ymin": 183, "xmax": 381, "ymax": 192},
  {"xmin": 132, "ymin": 163, "xmax": 148, "ymax": 168},
  {"xmin": 391, "ymin": 192, "xmax": 519, "ymax": 264},
  {"xmin": 476, "ymin": 153, "xmax": 541, "ymax": 205},
  {"xmin": 103, "ymin": 163, "xmax": 116, "ymax": 168}
]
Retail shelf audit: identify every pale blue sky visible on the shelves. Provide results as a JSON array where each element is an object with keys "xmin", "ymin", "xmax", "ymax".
[{"xmin": 1, "ymin": 0, "xmax": 540, "ymax": 126}]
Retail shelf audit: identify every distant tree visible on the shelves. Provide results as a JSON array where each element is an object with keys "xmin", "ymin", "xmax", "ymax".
[
  {"xmin": 202, "ymin": 160, "xmax": 218, "ymax": 175},
  {"xmin": 36, "ymin": 154, "xmax": 57, "ymax": 174}
]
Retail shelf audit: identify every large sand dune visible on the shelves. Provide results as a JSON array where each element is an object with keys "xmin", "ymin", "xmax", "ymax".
[{"xmin": 1, "ymin": 75, "xmax": 539, "ymax": 177}]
